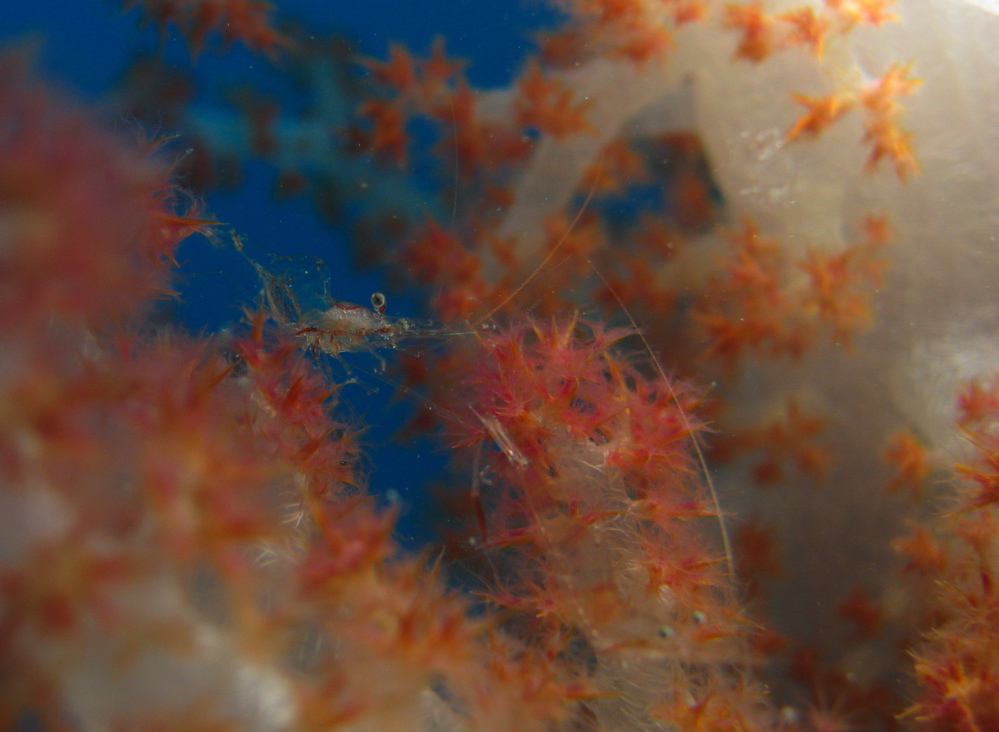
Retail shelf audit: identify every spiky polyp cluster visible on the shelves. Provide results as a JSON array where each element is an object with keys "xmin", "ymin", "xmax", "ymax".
[
  {"xmin": 900, "ymin": 379, "xmax": 999, "ymax": 731},
  {"xmin": 449, "ymin": 317, "xmax": 776, "ymax": 729}
]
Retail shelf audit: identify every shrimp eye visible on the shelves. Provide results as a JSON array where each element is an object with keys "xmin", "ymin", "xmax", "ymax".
[{"xmin": 370, "ymin": 292, "xmax": 387, "ymax": 314}]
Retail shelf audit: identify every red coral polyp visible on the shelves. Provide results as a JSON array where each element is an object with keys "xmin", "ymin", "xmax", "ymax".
[{"xmin": 450, "ymin": 316, "xmax": 705, "ymax": 526}]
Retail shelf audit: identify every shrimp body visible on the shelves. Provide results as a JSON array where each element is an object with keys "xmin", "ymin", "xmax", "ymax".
[
  {"xmin": 233, "ymin": 234, "xmax": 462, "ymax": 360},
  {"xmin": 296, "ymin": 298, "xmax": 442, "ymax": 357}
]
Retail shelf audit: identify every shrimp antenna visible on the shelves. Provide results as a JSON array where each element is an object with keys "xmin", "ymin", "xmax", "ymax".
[
  {"xmin": 472, "ymin": 155, "xmax": 604, "ymax": 328},
  {"xmin": 587, "ymin": 259, "xmax": 735, "ymax": 580}
]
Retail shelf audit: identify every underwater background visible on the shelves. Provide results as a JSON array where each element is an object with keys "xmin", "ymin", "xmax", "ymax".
[{"xmin": 7, "ymin": 0, "xmax": 999, "ymax": 729}]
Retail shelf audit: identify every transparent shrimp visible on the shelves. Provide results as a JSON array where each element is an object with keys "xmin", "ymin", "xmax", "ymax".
[
  {"xmin": 233, "ymin": 146, "xmax": 599, "ymax": 363},
  {"xmin": 233, "ymin": 233, "xmax": 469, "ymax": 369},
  {"xmin": 296, "ymin": 293, "xmax": 461, "ymax": 358}
]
